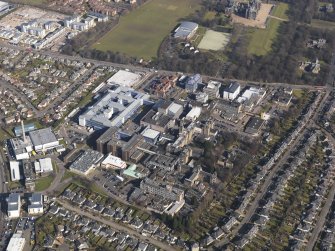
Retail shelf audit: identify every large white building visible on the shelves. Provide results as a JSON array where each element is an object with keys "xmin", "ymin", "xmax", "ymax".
[
  {"xmin": 6, "ymin": 232, "xmax": 25, "ymax": 251},
  {"xmin": 29, "ymin": 128, "xmax": 59, "ymax": 152},
  {"xmin": 7, "ymin": 193, "xmax": 20, "ymax": 219},
  {"xmin": 9, "ymin": 161, "xmax": 21, "ymax": 181},
  {"xmin": 9, "ymin": 137, "xmax": 32, "ymax": 160},
  {"xmin": 107, "ymin": 70, "xmax": 142, "ymax": 87},
  {"xmin": 223, "ymin": 82, "xmax": 240, "ymax": 101},
  {"xmin": 79, "ymin": 86, "xmax": 150, "ymax": 130},
  {"xmin": 186, "ymin": 107, "xmax": 202, "ymax": 121}
]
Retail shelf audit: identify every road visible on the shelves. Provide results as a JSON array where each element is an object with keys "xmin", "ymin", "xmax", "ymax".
[
  {"xmin": 213, "ymin": 90, "xmax": 328, "ymax": 249},
  {"xmin": 57, "ymin": 199, "xmax": 177, "ymax": 251}
]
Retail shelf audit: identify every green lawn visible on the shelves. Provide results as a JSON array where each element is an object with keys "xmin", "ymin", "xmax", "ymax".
[
  {"xmin": 35, "ymin": 175, "xmax": 54, "ymax": 191},
  {"xmin": 92, "ymin": 0, "xmax": 201, "ymax": 59},
  {"xmin": 272, "ymin": 3, "xmax": 289, "ymax": 20},
  {"xmin": 248, "ymin": 18, "xmax": 282, "ymax": 56},
  {"xmin": 311, "ymin": 19, "xmax": 335, "ymax": 30}
]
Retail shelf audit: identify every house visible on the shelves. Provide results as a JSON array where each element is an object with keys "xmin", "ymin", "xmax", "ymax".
[{"xmin": 28, "ymin": 193, "xmax": 44, "ymax": 215}]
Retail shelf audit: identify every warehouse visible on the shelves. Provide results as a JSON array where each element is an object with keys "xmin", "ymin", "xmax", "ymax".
[
  {"xmin": 70, "ymin": 150, "xmax": 104, "ymax": 175},
  {"xmin": 107, "ymin": 70, "xmax": 142, "ymax": 87},
  {"xmin": 29, "ymin": 128, "xmax": 59, "ymax": 152}
]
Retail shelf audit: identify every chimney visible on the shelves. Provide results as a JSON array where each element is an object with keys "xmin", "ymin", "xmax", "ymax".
[{"xmin": 21, "ymin": 120, "xmax": 26, "ymax": 143}]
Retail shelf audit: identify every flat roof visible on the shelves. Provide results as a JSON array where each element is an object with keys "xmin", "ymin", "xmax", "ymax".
[
  {"xmin": 29, "ymin": 128, "xmax": 58, "ymax": 146},
  {"xmin": 142, "ymin": 128, "xmax": 160, "ymax": 140},
  {"xmin": 107, "ymin": 70, "xmax": 142, "ymax": 87},
  {"xmin": 6, "ymin": 234, "xmax": 25, "ymax": 251},
  {"xmin": 246, "ymin": 117, "xmax": 264, "ymax": 131},
  {"xmin": 38, "ymin": 158, "xmax": 53, "ymax": 172},
  {"xmin": 70, "ymin": 150, "xmax": 104, "ymax": 174},
  {"xmin": 9, "ymin": 161, "xmax": 21, "ymax": 181},
  {"xmin": 101, "ymin": 154, "xmax": 127, "ymax": 169}
]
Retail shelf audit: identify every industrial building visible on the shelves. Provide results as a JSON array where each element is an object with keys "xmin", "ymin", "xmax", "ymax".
[
  {"xmin": 9, "ymin": 161, "xmax": 22, "ymax": 181},
  {"xmin": 79, "ymin": 86, "xmax": 150, "ymax": 130},
  {"xmin": 6, "ymin": 232, "xmax": 25, "ymax": 251},
  {"xmin": 173, "ymin": 21, "xmax": 199, "ymax": 40},
  {"xmin": 9, "ymin": 137, "xmax": 32, "ymax": 160},
  {"xmin": 70, "ymin": 150, "xmax": 104, "ymax": 175},
  {"xmin": 100, "ymin": 153, "xmax": 127, "ymax": 169},
  {"xmin": 107, "ymin": 70, "xmax": 142, "ymax": 87},
  {"xmin": 223, "ymin": 82, "xmax": 240, "ymax": 101},
  {"xmin": 28, "ymin": 193, "xmax": 44, "ymax": 215},
  {"xmin": 34, "ymin": 158, "xmax": 53, "ymax": 174},
  {"xmin": 7, "ymin": 193, "xmax": 21, "ymax": 219},
  {"xmin": 13, "ymin": 123, "xmax": 35, "ymax": 137},
  {"xmin": 29, "ymin": 128, "xmax": 59, "ymax": 152}
]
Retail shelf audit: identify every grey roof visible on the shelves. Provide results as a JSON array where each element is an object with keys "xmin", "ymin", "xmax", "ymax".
[
  {"xmin": 174, "ymin": 21, "xmax": 198, "ymax": 39},
  {"xmin": 225, "ymin": 82, "xmax": 240, "ymax": 93},
  {"xmin": 7, "ymin": 193, "xmax": 20, "ymax": 211},
  {"xmin": 29, "ymin": 128, "xmax": 58, "ymax": 146},
  {"xmin": 30, "ymin": 193, "xmax": 42, "ymax": 204},
  {"xmin": 70, "ymin": 149, "xmax": 104, "ymax": 174}
]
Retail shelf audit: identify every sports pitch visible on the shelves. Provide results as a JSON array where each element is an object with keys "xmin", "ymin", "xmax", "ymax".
[
  {"xmin": 92, "ymin": 0, "xmax": 201, "ymax": 59},
  {"xmin": 198, "ymin": 30, "xmax": 231, "ymax": 51}
]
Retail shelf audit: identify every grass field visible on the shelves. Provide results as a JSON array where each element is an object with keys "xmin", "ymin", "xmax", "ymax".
[
  {"xmin": 272, "ymin": 3, "xmax": 289, "ymax": 20},
  {"xmin": 311, "ymin": 19, "xmax": 335, "ymax": 30},
  {"xmin": 92, "ymin": 0, "xmax": 201, "ymax": 59},
  {"xmin": 248, "ymin": 18, "xmax": 282, "ymax": 56},
  {"xmin": 35, "ymin": 175, "xmax": 54, "ymax": 191}
]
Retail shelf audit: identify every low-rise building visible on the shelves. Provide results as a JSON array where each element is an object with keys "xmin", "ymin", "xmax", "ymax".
[
  {"xmin": 100, "ymin": 153, "xmax": 127, "ymax": 169},
  {"xmin": 9, "ymin": 161, "xmax": 22, "ymax": 181},
  {"xmin": 70, "ymin": 150, "xmax": 104, "ymax": 175},
  {"xmin": 6, "ymin": 232, "xmax": 25, "ymax": 251},
  {"xmin": 245, "ymin": 117, "xmax": 265, "ymax": 135},
  {"xmin": 7, "ymin": 193, "xmax": 20, "ymax": 219}
]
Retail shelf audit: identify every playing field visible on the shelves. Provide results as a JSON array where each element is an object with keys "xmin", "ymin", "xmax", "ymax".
[
  {"xmin": 248, "ymin": 18, "xmax": 281, "ymax": 56},
  {"xmin": 92, "ymin": 0, "xmax": 201, "ymax": 59},
  {"xmin": 198, "ymin": 30, "xmax": 231, "ymax": 51}
]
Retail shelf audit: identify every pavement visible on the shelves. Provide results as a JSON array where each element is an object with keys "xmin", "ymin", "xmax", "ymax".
[{"xmin": 56, "ymin": 199, "xmax": 177, "ymax": 251}]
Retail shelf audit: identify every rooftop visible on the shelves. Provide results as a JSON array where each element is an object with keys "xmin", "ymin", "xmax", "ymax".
[
  {"xmin": 29, "ymin": 128, "xmax": 58, "ymax": 146},
  {"xmin": 70, "ymin": 150, "xmax": 104, "ymax": 174},
  {"xmin": 107, "ymin": 70, "xmax": 142, "ymax": 87}
]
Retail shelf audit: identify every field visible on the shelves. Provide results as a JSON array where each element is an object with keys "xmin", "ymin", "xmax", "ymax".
[
  {"xmin": 35, "ymin": 175, "xmax": 54, "ymax": 191},
  {"xmin": 198, "ymin": 30, "xmax": 231, "ymax": 51},
  {"xmin": 272, "ymin": 3, "xmax": 289, "ymax": 20},
  {"xmin": 92, "ymin": 0, "xmax": 201, "ymax": 59},
  {"xmin": 311, "ymin": 19, "xmax": 335, "ymax": 30},
  {"xmin": 247, "ymin": 18, "xmax": 282, "ymax": 56}
]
